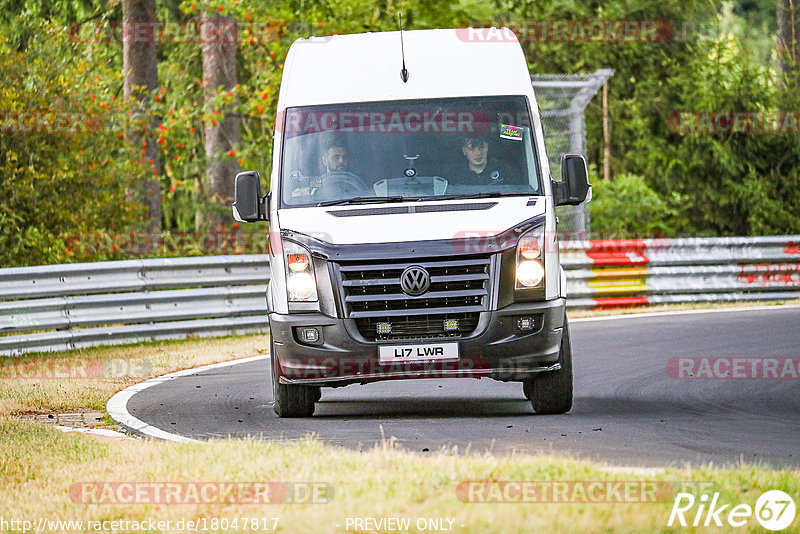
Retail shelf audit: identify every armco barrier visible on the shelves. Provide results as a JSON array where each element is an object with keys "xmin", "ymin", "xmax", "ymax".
[
  {"xmin": 0, "ymin": 256, "xmax": 270, "ymax": 356},
  {"xmin": 561, "ymin": 236, "xmax": 800, "ymax": 308},
  {"xmin": 1, "ymin": 236, "xmax": 799, "ymax": 355}
]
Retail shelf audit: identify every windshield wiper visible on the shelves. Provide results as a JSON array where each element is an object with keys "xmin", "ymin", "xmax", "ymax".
[
  {"xmin": 317, "ymin": 196, "xmax": 421, "ymax": 207},
  {"xmin": 417, "ymin": 192, "xmax": 534, "ymax": 201}
]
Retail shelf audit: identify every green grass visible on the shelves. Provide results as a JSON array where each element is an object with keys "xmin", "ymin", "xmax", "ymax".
[
  {"xmin": 0, "ymin": 334, "xmax": 268, "ymax": 417},
  {"xmin": 1, "ymin": 417, "xmax": 798, "ymax": 533}
]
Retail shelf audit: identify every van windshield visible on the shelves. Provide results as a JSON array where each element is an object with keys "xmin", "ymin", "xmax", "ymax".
[{"xmin": 279, "ymin": 96, "xmax": 541, "ymax": 207}]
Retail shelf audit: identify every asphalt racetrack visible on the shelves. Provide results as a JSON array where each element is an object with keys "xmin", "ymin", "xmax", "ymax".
[{"xmin": 123, "ymin": 307, "xmax": 800, "ymax": 467}]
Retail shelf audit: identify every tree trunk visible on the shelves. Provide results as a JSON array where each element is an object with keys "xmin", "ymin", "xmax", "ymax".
[
  {"xmin": 122, "ymin": 0, "xmax": 163, "ymax": 232},
  {"xmin": 199, "ymin": 11, "xmax": 240, "ymax": 232},
  {"xmin": 778, "ymin": 0, "xmax": 800, "ymax": 87}
]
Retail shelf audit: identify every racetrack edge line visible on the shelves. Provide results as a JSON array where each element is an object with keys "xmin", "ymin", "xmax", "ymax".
[{"xmin": 106, "ymin": 355, "xmax": 267, "ymax": 443}]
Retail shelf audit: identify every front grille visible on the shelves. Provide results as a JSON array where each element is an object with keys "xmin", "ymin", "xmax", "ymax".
[
  {"xmin": 356, "ymin": 313, "xmax": 480, "ymax": 341},
  {"xmin": 334, "ymin": 254, "xmax": 492, "ymax": 340}
]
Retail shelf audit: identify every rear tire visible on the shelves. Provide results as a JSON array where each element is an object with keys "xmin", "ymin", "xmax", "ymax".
[
  {"xmin": 271, "ymin": 339, "xmax": 316, "ymax": 418},
  {"xmin": 523, "ymin": 317, "xmax": 573, "ymax": 414}
]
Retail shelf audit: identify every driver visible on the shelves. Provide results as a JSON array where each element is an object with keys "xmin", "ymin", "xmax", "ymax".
[
  {"xmin": 322, "ymin": 136, "xmax": 349, "ymax": 173},
  {"xmin": 290, "ymin": 136, "xmax": 353, "ymax": 199},
  {"xmin": 300, "ymin": 135, "xmax": 365, "ymax": 201}
]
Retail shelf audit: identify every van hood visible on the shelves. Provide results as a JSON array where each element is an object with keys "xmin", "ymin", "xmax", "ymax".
[{"xmin": 276, "ymin": 196, "xmax": 545, "ymax": 245}]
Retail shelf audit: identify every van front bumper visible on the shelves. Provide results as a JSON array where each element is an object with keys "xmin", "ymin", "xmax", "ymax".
[{"xmin": 269, "ymin": 298, "xmax": 566, "ymax": 386}]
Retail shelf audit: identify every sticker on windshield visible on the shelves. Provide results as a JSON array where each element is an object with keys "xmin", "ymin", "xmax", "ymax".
[{"xmin": 499, "ymin": 124, "xmax": 523, "ymax": 141}]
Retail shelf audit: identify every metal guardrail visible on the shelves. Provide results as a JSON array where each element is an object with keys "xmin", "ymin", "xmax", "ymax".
[
  {"xmin": 1, "ymin": 236, "xmax": 799, "ymax": 355},
  {"xmin": 562, "ymin": 236, "xmax": 800, "ymax": 308},
  {"xmin": 0, "ymin": 256, "xmax": 270, "ymax": 356}
]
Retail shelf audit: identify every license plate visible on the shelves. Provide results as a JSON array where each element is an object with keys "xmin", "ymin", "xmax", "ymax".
[{"xmin": 379, "ymin": 342, "xmax": 459, "ymax": 363}]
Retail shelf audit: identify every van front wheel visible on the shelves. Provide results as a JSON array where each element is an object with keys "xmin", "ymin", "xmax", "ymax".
[
  {"xmin": 523, "ymin": 318, "xmax": 573, "ymax": 414},
  {"xmin": 271, "ymin": 340, "xmax": 316, "ymax": 418}
]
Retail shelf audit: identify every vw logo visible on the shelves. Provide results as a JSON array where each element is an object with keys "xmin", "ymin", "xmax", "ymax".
[{"xmin": 400, "ymin": 265, "xmax": 430, "ymax": 296}]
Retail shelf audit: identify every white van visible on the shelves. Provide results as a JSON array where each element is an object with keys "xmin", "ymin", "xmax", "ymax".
[{"xmin": 233, "ymin": 29, "xmax": 590, "ymax": 417}]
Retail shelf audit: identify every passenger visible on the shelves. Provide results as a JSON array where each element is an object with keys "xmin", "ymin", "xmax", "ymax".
[{"xmin": 446, "ymin": 133, "xmax": 513, "ymax": 186}]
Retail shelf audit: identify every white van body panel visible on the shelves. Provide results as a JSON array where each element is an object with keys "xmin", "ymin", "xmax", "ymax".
[
  {"xmin": 269, "ymin": 28, "xmax": 562, "ymax": 312},
  {"xmin": 277, "ymin": 198, "xmax": 546, "ymax": 245},
  {"xmin": 279, "ymin": 29, "xmax": 535, "ymax": 107}
]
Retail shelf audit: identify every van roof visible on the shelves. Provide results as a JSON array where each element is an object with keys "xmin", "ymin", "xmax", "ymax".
[{"xmin": 277, "ymin": 28, "xmax": 535, "ymax": 109}]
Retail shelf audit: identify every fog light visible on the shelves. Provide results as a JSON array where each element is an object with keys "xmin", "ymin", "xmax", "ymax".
[
  {"xmin": 443, "ymin": 319, "xmax": 459, "ymax": 332},
  {"xmin": 376, "ymin": 322, "xmax": 392, "ymax": 335},
  {"xmin": 516, "ymin": 317, "xmax": 535, "ymax": 331},
  {"xmin": 298, "ymin": 327, "xmax": 320, "ymax": 344}
]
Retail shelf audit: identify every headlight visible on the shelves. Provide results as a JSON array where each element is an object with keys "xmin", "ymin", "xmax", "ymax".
[
  {"xmin": 283, "ymin": 240, "xmax": 318, "ymax": 302},
  {"xmin": 515, "ymin": 227, "xmax": 545, "ymax": 289}
]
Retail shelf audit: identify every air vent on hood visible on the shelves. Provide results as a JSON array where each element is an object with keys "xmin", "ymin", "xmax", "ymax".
[
  {"xmin": 416, "ymin": 202, "xmax": 497, "ymax": 213},
  {"xmin": 327, "ymin": 202, "xmax": 497, "ymax": 217}
]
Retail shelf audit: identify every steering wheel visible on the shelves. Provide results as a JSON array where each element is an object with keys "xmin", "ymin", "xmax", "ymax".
[{"xmin": 312, "ymin": 171, "xmax": 368, "ymax": 199}]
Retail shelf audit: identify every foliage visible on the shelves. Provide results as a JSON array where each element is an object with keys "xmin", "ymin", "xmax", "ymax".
[
  {"xmin": 0, "ymin": 23, "xmax": 145, "ymax": 267},
  {"xmin": 589, "ymin": 171, "xmax": 688, "ymax": 238},
  {"xmin": 489, "ymin": 0, "xmax": 799, "ymax": 237},
  {"xmin": 627, "ymin": 36, "xmax": 800, "ymax": 235}
]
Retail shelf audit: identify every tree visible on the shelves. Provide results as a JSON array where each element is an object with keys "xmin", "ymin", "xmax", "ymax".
[
  {"xmin": 777, "ymin": 0, "xmax": 800, "ymax": 86},
  {"xmin": 123, "ymin": 0, "xmax": 163, "ymax": 232},
  {"xmin": 198, "ymin": 9, "xmax": 240, "ymax": 231}
]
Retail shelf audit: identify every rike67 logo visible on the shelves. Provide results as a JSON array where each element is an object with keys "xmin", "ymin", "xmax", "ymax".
[{"xmin": 669, "ymin": 490, "xmax": 796, "ymax": 531}]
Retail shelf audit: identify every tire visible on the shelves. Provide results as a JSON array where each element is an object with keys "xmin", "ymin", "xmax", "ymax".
[
  {"xmin": 271, "ymin": 339, "xmax": 316, "ymax": 418},
  {"xmin": 523, "ymin": 317, "xmax": 573, "ymax": 414}
]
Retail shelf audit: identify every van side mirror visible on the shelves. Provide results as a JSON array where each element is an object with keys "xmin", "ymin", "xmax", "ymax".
[
  {"xmin": 232, "ymin": 171, "xmax": 268, "ymax": 222},
  {"xmin": 552, "ymin": 154, "xmax": 590, "ymax": 206}
]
